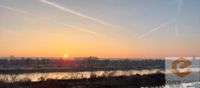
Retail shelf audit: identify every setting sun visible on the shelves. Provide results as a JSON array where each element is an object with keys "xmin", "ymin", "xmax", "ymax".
[{"xmin": 63, "ymin": 54, "xmax": 68, "ymax": 58}]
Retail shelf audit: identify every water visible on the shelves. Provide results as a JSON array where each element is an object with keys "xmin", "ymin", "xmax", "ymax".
[
  {"xmin": 164, "ymin": 82, "xmax": 200, "ymax": 88},
  {"xmin": 1, "ymin": 69, "xmax": 199, "ymax": 88},
  {"xmin": 0, "ymin": 69, "xmax": 159, "ymax": 82}
]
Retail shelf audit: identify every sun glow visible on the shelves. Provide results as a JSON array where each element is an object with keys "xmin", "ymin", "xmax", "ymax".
[{"xmin": 63, "ymin": 54, "xmax": 68, "ymax": 58}]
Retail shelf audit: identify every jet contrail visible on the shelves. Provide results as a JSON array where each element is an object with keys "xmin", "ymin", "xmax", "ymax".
[
  {"xmin": 138, "ymin": 21, "xmax": 172, "ymax": 39},
  {"xmin": 174, "ymin": 19, "xmax": 179, "ymax": 36},
  {"xmin": 175, "ymin": 0, "xmax": 183, "ymax": 36},
  {"xmin": 0, "ymin": 5, "xmax": 105, "ymax": 37},
  {"xmin": 66, "ymin": 25, "xmax": 106, "ymax": 38},
  {"xmin": 137, "ymin": 0, "xmax": 184, "ymax": 39},
  {"xmin": 40, "ymin": 0, "xmax": 114, "ymax": 27},
  {"xmin": 0, "ymin": 5, "xmax": 27, "ymax": 14},
  {"xmin": 176, "ymin": 0, "xmax": 183, "ymax": 18}
]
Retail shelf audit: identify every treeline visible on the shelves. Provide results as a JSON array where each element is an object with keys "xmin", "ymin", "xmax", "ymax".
[{"xmin": 0, "ymin": 56, "xmax": 165, "ymax": 71}]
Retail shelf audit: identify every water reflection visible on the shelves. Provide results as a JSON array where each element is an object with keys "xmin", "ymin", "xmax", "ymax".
[{"xmin": 0, "ymin": 69, "xmax": 159, "ymax": 82}]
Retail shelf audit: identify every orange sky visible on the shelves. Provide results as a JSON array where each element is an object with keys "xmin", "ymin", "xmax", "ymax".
[{"xmin": 0, "ymin": 0, "xmax": 200, "ymax": 58}]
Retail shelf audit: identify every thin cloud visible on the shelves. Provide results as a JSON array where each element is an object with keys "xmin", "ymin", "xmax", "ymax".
[
  {"xmin": 0, "ymin": 5, "xmax": 105, "ymax": 37},
  {"xmin": 138, "ymin": 21, "xmax": 172, "ymax": 39},
  {"xmin": 40, "ymin": 0, "xmax": 114, "ymax": 27},
  {"xmin": 176, "ymin": 0, "xmax": 183, "ymax": 18},
  {"xmin": 0, "ymin": 5, "xmax": 27, "ymax": 14},
  {"xmin": 174, "ymin": 19, "xmax": 179, "ymax": 37},
  {"xmin": 175, "ymin": 0, "xmax": 183, "ymax": 36},
  {"xmin": 66, "ymin": 25, "xmax": 106, "ymax": 38},
  {"xmin": 137, "ymin": 0, "xmax": 184, "ymax": 39}
]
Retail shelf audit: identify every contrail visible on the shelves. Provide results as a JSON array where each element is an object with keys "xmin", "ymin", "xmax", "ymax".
[
  {"xmin": 176, "ymin": 0, "xmax": 183, "ymax": 19},
  {"xmin": 174, "ymin": 19, "xmax": 179, "ymax": 36},
  {"xmin": 138, "ymin": 21, "xmax": 172, "ymax": 39},
  {"xmin": 0, "ymin": 5, "xmax": 27, "ymax": 14},
  {"xmin": 137, "ymin": 0, "xmax": 184, "ymax": 39},
  {"xmin": 175, "ymin": 0, "xmax": 183, "ymax": 36},
  {"xmin": 0, "ymin": 5, "xmax": 105, "ymax": 37},
  {"xmin": 40, "ymin": 0, "xmax": 114, "ymax": 27},
  {"xmin": 66, "ymin": 25, "xmax": 106, "ymax": 38}
]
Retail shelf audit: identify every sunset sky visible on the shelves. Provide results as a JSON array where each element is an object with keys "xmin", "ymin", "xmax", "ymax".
[{"xmin": 0, "ymin": 0, "xmax": 199, "ymax": 58}]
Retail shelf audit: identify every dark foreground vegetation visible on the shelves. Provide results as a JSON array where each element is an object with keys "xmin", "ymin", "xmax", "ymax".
[{"xmin": 0, "ymin": 73, "xmax": 165, "ymax": 88}]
